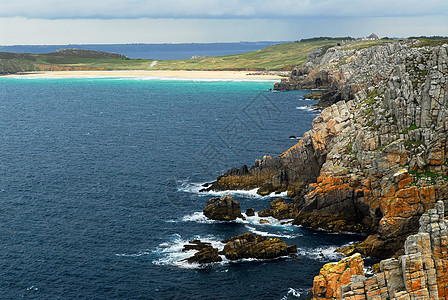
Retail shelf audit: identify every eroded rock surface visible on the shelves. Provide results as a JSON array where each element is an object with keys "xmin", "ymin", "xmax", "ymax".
[
  {"xmin": 203, "ymin": 194, "xmax": 243, "ymax": 221},
  {"xmin": 258, "ymin": 197, "xmax": 295, "ymax": 220},
  {"xmin": 312, "ymin": 201, "xmax": 448, "ymax": 300},
  {"xmin": 222, "ymin": 232, "xmax": 296, "ymax": 260}
]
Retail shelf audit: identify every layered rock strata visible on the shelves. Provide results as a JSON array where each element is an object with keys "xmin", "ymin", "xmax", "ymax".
[
  {"xmin": 312, "ymin": 253, "xmax": 365, "ymax": 299},
  {"xmin": 206, "ymin": 41, "xmax": 448, "ymax": 257},
  {"xmin": 311, "ymin": 201, "xmax": 448, "ymax": 300},
  {"xmin": 258, "ymin": 197, "xmax": 295, "ymax": 219},
  {"xmin": 203, "ymin": 194, "xmax": 244, "ymax": 221},
  {"xmin": 222, "ymin": 232, "xmax": 297, "ymax": 260}
]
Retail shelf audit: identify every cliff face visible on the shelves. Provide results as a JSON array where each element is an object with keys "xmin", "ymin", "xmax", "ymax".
[
  {"xmin": 207, "ymin": 41, "xmax": 448, "ymax": 257},
  {"xmin": 313, "ymin": 201, "xmax": 448, "ymax": 300}
]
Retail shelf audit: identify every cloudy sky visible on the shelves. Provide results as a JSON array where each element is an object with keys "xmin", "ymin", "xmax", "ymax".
[{"xmin": 0, "ymin": 0, "xmax": 447, "ymax": 45}]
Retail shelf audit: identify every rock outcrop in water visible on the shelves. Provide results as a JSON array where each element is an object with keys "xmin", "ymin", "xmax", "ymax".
[
  {"xmin": 311, "ymin": 201, "xmax": 448, "ymax": 300},
  {"xmin": 183, "ymin": 240, "xmax": 222, "ymax": 264},
  {"xmin": 203, "ymin": 194, "xmax": 243, "ymax": 221},
  {"xmin": 222, "ymin": 232, "xmax": 297, "ymax": 260},
  {"xmin": 183, "ymin": 233, "xmax": 296, "ymax": 264},
  {"xmin": 258, "ymin": 197, "xmax": 295, "ymax": 220},
  {"xmin": 205, "ymin": 40, "xmax": 448, "ymax": 258}
]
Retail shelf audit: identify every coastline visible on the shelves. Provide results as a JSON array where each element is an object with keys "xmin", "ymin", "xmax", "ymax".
[{"xmin": 4, "ymin": 70, "xmax": 283, "ymax": 81}]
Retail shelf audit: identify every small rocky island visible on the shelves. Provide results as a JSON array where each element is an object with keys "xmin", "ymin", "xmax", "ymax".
[{"xmin": 183, "ymin": 233, "xmax": 297, "ymax": 264}]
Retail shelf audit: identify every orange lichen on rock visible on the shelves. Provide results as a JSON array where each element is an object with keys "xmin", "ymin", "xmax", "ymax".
[
  {"xmin": 326, "ymin": 201, "xmax": 448, "ymax": 300},
  {"xmin": 312, "ymin": 253, "xmax": 364, "ymax": 299}
]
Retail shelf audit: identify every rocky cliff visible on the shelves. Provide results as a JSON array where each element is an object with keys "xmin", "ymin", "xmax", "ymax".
[
  {"xmin": 312, "ymin": 201, "xmax": 448, "ymax": 300},
  {"xmin": 206, "ymin": 40, "xmax": 448, "ymax": 258}
]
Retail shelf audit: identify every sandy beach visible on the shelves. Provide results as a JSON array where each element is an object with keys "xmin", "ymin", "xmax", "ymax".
[{"xmin": 6, "ymin": 70, "xmax": 283, "ymax": 80}]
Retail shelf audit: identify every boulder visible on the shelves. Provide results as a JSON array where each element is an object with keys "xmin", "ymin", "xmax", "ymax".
[
  {"xmin": 222, "ymin": 232, "xmax": 296, "ymax": 260},
  {"xmin": 203, "ymin": 194, "xmax": 243, "ymax": 221},
  {"xmin": 183, "ymin": 240, "xmax": 222, "ymax": 264},
  {"xmin": 245, "ymin": 208, "xmax": 255, "ymax": 217}
]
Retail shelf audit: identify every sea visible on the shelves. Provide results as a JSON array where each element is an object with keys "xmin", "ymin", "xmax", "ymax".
[{"xmin": 0, "ymin": 77, "xmax": 365, "ymax": 299}]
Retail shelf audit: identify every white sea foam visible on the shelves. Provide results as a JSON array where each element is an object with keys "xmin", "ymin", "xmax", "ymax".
[
  {"xmin": 116, "ymin": 250, "xmax": 151, "ymax": 257},
  {"xmin": 151, "ymin": 234, "xmax": 226, "ymax": 269},
  {"xmin": 280, "ymin": 287, "xmax": 303, "ymax": 300},
  {"xmin": 298, "ymin": 245, "xmax": 344, "ymax": 261},
  {"xmin": 179, "ymin": 181, "xmax": 287, "ymax": 198},
  {"xmin": 296, "ymin": 105, "xmax": 319, "ymax": 112},
  {"xmin": 181, "ymin": 212, "xmax": 221, "ymax": 224},
  {"xmin": 180, "ymin": 211, "xmax": 295, "ymax": 231},
  {"xmin": 244, "ymin": 225, "xmax": 300, "ymax": 239}
]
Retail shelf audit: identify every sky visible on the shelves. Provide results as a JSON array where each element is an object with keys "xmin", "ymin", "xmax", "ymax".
[{"xmin": 0, "ymin": 0, "xmax": 447, "ymax": 45}]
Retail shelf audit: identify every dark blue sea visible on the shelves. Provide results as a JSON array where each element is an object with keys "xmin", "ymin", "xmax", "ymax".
[{"xmin": 0, "ymin": 77, "xmax": 363, "ymax": 299}]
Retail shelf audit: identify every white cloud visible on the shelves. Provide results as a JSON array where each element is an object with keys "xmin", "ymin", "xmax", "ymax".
[
  {"xmin": 0, "ymin": 0, "xmax": 447, "ymax": 19},
  {"xmin": 0, "ymin": 15, "xmax": 447, "ymax": 45}
]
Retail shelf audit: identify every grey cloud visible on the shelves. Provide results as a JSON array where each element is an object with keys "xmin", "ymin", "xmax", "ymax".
[{"xmin": 0, "ymin": 0, "xmax": 447, "ymax": 19}]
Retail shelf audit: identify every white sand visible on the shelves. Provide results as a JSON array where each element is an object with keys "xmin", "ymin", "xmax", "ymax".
[{"xmin": 7, "ymin": 70, "xmax": 282, "ymax": 81}]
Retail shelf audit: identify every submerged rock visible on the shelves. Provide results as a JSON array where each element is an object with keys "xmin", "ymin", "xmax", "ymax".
[
  {"xmin": 203, "ymin": 194, "xmax": 243, "ymax": 221},
  {"xmin": 245, "ymin": 208, "xmax": 255, "ymax": 217},
  {"xmin": 222, "ymin": 232, "xmax": 296, "ymax": 260}
]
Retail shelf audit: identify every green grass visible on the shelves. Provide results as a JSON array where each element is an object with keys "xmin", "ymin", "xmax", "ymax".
[
  {"xmin": 413, "ymin": 38, "xmax": 448, "ymax": 47},
  {"xmin": 341, "ymin": 40, "xmax": 385, "ymax": 50},
  {"xmin": 402, "ymin": 123, "xmax": 419, "ymax": 134},
  {"xmin": 154, "ymin": 40, "xmax": 345, "ymax": 70},
  {"xmin": 0, "ymin": 40, "xmax": 347, "ymax": 74}
]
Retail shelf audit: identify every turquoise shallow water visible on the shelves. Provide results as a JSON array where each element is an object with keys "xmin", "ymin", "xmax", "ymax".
[{"xmin": 0, "ymin": 77, "xmax": 363, "ymax": 299}]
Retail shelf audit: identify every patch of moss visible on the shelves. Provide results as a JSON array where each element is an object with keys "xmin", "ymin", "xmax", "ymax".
[
  {"xmin": 404, "ymin": 139, "xmax": 425, "ymax": 151},
  {"xmin": 366, "ymin": 88, "xmax": 379, "ymax": 99},
  {"xmin": 402, "ymin": 123, "xmax": 419, "ymax": 134},
  {"xmin": 409, "ymin": 166, "xmax": 446, "ymax": 185},
  {"xmin": 346, "ymin": 141, "xmax": 356, "ymax": 154}
]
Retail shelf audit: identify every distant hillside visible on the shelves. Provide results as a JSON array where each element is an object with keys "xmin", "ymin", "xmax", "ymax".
[
  {"xmin": 46, "ymin": 49, "xmax": 127, "ymax": 59},
  {"xmin": 2, "ymin": 38, "xmax": 444, "ymax": 75},
  {"xmin": 0, "ymin": 40, "xmax": 347, "ymax": 74},
  {"xmin": 154, "ymin": 40, "xmax": 348, "ymax": 70}
]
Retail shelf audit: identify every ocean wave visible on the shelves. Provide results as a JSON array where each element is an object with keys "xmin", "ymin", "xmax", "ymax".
[
  {"xmin": 151, "ymin": 234, "xmax": 226, "ymax": 269},
  {"xmin": 180, "ymin": 211, "xmax": 295, "ymax": 230},
  {"xmin": 296, "ymin": 105, "xmax": 319, "ymax": 112},
  {"xmin": 281, "ymin": 287, "xmax": 302, "ymax": 300},
  {"xmin": 244, "ymin": 225, "xmax": 300, "ymax": 239},
  {"xmin": 115, "ymin": 250, "xmax": 152, "ymax": 257},
  {"xmin": 298, "ymin": 245, "xmax": 344, "ymax": 261},
  {"xmin": 178, "ymin": 181, "xmax": 287, "ymax": 198},
  {"xmin": 181, "ymin": 211, "xmax": 223, "ymax": 224}
]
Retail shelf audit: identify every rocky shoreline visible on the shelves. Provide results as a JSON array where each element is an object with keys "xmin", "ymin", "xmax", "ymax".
[{"xmin": 202, "ymin": 40, "xmax": 448, "ymax": 298}]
